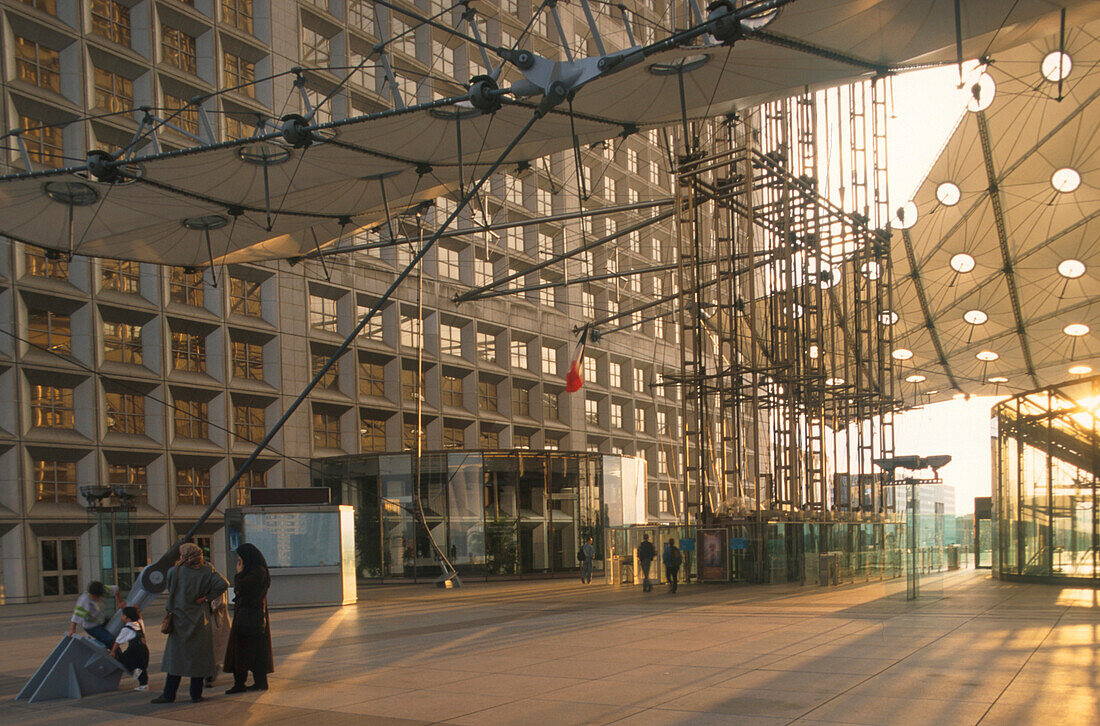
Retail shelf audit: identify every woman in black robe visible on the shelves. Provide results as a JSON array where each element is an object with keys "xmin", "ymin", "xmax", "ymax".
[{"xmin": 223, "ymin": 543, "xmax": 274, "ymax": 693}]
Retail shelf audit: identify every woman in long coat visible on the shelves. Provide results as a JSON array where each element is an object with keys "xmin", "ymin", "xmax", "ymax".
[
  {"xmin": 151, "ymin": 542, "xmax": 229, "ymax": 704},
  {"xmin": 223, "ymin": 543, "xmax": 274, "ymax": 693}
]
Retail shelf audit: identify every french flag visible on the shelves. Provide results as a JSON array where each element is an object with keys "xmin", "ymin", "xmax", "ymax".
[{"xmin": 565, "ymin": 325, "xmax": 590, "ymax": 393}]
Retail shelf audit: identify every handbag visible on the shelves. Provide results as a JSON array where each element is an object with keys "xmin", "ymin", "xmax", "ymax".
[{"xmin": 161, "ymin": 612, "xmax": 174, "ymax": 634}]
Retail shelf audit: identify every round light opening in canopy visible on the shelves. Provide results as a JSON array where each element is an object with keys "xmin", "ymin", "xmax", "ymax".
[
  {"xmin": 892, "ymin": 201, "xmax": 918, "ymax": 229},
  {"xmin": 1057, "ymin": 258, "xmax": 1086, "ymax": 278},
  {"xmin": 861, "ymin": 261, "xmax": 882, "ymax": 280},
  {"xmin": 967, "ymin": 73, "xmax": 996, "ymax": 112},
  {"xmin": 963, "ymin": 310, "xmax": 988, "ymax": 325},
  {"xmin": 648, "ymin": 54, "xmax": 709, "ymax": 76},
  {"xmin": 976, "ymin": 350, "xmax": 999, "ymax": 362},
  {"xmin": 183, "ymin": 215, "xmax": 229, "ymax": 231},
  {"xmin": 936, "ymin": 182, "xmax": 961, "ymax": 206},
  {"xmin": 825, "ymin": 377, "xmax": 845, "ymax": 386},
  {"xmin": 1064, "ymin": 323, "xmax": 1090, "ymax": 336},
  {"xmin": 988, "ymin": 376, "xmax": 1009, "ymax": 383},
  {"xmin": 43, "ymin": 181, "xmax": 99, "ymax": 206},
  {"xmin": 1051, "ymin": 167, "xmax": 1081, "ymax": 193},
  {"xmin": 238, "ymin": 142, "xmax": 291, "ymax": 166},
  {"xmin": 879, "ymin": 310, "xmax": 899, "ymax": 326},
  {"xmin": 1041, "ymin": 51, "xmax": 1073, "ymax": 82},
  {"xmin": 892, "ymin": 348, "xmax": 914, "ymax": 361},
  {"xmin": 809, "ymin": 345, "xmax": 820, "ymax": 359},
  {"xmin": 950, "ymin": 253, "xmax": 976, "ymax": 273},
  {"xmin": 1069, "ymin": 364, "xmax": 1093, "ymax": 375},
  {"xmin": 905, "ymin": 374, "xmax": 927, "ymax": 383}
]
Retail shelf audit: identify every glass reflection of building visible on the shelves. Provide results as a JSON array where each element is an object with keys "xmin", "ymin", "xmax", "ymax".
[
  {"xmin": 314, "ymin": 451, "xmax": 642, "ymax": 580},
  {"xmin": 993, "ymin": 377, "xmax": 1099, "ymax": 582}
]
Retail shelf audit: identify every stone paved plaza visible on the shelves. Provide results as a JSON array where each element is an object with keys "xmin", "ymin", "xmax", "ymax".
[{"xmin": 1, "ymin": 571, "xmax": 1097, "ymax": 725}]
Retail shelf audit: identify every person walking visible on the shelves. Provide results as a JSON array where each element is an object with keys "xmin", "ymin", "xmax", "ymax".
[
  {"xmin": 663, "ymin": 539, "xmax": 682, "ymax": 593},
  {"xmin": 579, "ymin": 537, "xmax": 596, "ymax": 584},
  {"xmin": 151, "ymin": 542, "xmax": 229, "ymax": 705},
  {"xmin": 223, "ymin": 543, "xmax": 274, "ymax": 693},
  {"xmin": 637, "ymin": 534, "xmax": 656, "ymax": 592},
  {"xmin": 67, "ymin": 581, "xmax": 123, "ymax": 647}
]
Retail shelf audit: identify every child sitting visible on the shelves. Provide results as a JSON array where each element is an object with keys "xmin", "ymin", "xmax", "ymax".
[
  {"xmin": 67, "ymin": 581, "xmax": 123, "ymax": 647},
  {"xmin": 109, "ymin": 606, "xmax": 149, "ymax": 691}
]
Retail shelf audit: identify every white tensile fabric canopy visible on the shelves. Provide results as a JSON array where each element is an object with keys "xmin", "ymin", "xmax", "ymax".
[
  {"xmin": 2, "ymin": 0, "xmax": 1095, "ymax": 266},
  {"xmin": 889, "ymin": 19, "xmax": 1100, "ymax": 405}
]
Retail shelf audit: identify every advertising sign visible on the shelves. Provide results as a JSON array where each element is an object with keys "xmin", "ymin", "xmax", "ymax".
[{"xmin": 699, "ymin": 529, "xmax": 729, "ymax": 582}]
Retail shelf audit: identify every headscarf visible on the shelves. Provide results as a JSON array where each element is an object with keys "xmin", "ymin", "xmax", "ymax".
[
  {"xmin": 236, "ymin": 543, "xmax": 268, "ymax": 575},
  {"xmin": 178, "ymin": 542, "xmax": 204, "ymax": 569}
]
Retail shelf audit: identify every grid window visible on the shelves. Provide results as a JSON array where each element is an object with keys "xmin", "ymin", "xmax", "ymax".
[
  {"xmin": 311, "ymin": 353, "xmax": 339, "ymax": 389},
  {"xmin": 634, "ymin": 368, "xmax": 646, "ymax": 393},
  {"xmin": 538, "ymin": 284, "xmax": 554, "ymax": 308},
  {"xmin": 657, "ymin": 411, "xmax": 667, "ymax": 434},
  {"xmin": 108, "ymin": 464, "xmax": 147, "ymax": 502},
  {"xmin": 176, "ymin": 466, "xmax": 210, "ymax": 505},
  {"xmin": 658, "ymin": 450, "xmax": 668, "ymax": 475},
  {"xmin": 356, "ymin": 305, "xmax": 384, "ymax": 341},
  {"xmin": 234, "ymin": 404, "xmax": 264, "ymax": 442},
  {"xmin": 503, "ymin": 174, "xmax": 522, "ymax": 205},
  {"xmin": 302, "ymin": 27, "xmax": 331, "ymax": 66},
  {"xmin": 442, "ymin": 424, "xmax": 464, "ymax": 448},
  {"xmin": 233, "ymin": 467, "xmax": 267, "ymax": 506},
  {"xmin": 610, "ymin": 403, "xmax": 623, "ymax": 429},
  {"xmin": 535, "ymin": 187, "xmax": 552, "ymax": 215},
  {"xmin": 582, "ymin": 291, "xmax": 595, "ymax": 318},
  {"xmin": 659, "ymin": 486, "xmax": 669, "ymax": 511},
  {"xmin": 19, "ymin": 117, "xmax": 64, "ymax": 168},
  {"xmin": 229, "ymin": 276, "xmax": 262, "ymax": 317},
  {"xmin": 653, "ymin": 277, "xmax": 664, "ymax": 297},
  {"xmin": 91, "ymin": 0, "xmax": 131, "ymax": 46},
  {"xmin": 479, "ymin": 428, "xmax": 499, "ymax": 448},
  {"xmin": 476, "ymin": 331, "xmax": 495, "ymax": 362},
  {"xmin": 103, "ymin": 321, "xmax": 142, "ymax": 364},
  {"xmin": 31, "ymin": 385, "xmax": 74, "ymax": 428},
  {"xmin": 634, "ymin": 407, "xmax": 645, "ymax": 431},
  {"xmin": 224, "ymin": 116, "xmax": 250, "ymax": 140},
  {"xmin": 438, "ymin": 247, "xmax": 460, "ymax": 279},
  {"xmin": 174, "ymin": 398, "xmax": 208, "ymax": 439},
  {"xmin": 171, "ymin": 331, "xmax": 206, "ymax": 373},
  {"xmin": 162, "ymin": 26, "xmax": 197, "ymax": 74},
  {"xmin": 360, "ymin": 415, "xmax": 387, "ymax": 451},
  {"xmin": 514, "ymin": 432, "xmax": 531, "ymax": 449},
  {"xmin": 475, "ymin": 257, "xmax": 492, "ymax": 286},
  {"xmin": 440, "ymin": 323, "xmax": 462, "ymax": 356},
  {"xmin": 101, "ymin": 260, "xmax": 140, "ymax": 294},
  {"xmin": 313, "ymin": 411, "xmax": 341, "ymax": 449},
  {"xmin": 626, "ymin": 148, "xmax": 638, "ymax": 173},
  {"xmin": 170, "ymin": 268, "xmax": 204, "ymax": 306},
  {"xmin": 400, "ymin": 315, "xmax": 422, "ymax": 348},
  {"xmin": 20, "ymin": 0, "xmax": 58, "ymax": 14},
  {"xmin": 348, "ymin": 0, "xmax": 373, "ymax": 32},
  {"xmin": 537, "ymin": 233, "xmax": 554, "ymax": 260},
  {"xmin": 15, "ymin": 37, "xmax": 60, "ymax": 93},
  {"xmin": 510, "ymin": 340, "xmax": 527, "ymax": 369},
  {"xmin": 541, "ymin": 346, "xmax": 557, "ymax": 375},
  {"xmin": 403, "ymin": 421, "xmax": 426, "ymax": 450},
  {"xmin": 511, "ymin": 386, "xmax": 530, "ymax": 417},
  {"xmin": 609, "ymin": 362, "xmax": 622, "ymax": 388},
  {"xmin": 93, "ymin": 67, "xmax": 133, "ymax": 112},
  {"xmin": 224, "ymin": 52, "xmax": 256, "ymax": 97},
  {"xmin": 309, "ymin": 294, "xmax": 338, "ymax": 332},
  {"xmin": 584, "ymin": 398, "xmax": 599, "ymax": 426},
  {"xmin": 401, "ymin": 368, "xmax": 424, "ymax": 402},
  {"xmin": 105, "ymin": 392, "xmax": 144, "ymax": 434},
  {"xmin": 583, "ymin": 356, "xmax": 597, "ymax": 383},
  {"xmin": 477, "ymin": 381, "xmax": 497, "ymax": 411},
  {"xmin": 231, "ymin": 340, "xmax": 263, "ymax": 380},
  {"xmin": 542, "ymin": 391, "xmax": 558, "ymax": 421},
  {"xmin": 442, "ymin": 375, "xmax": 463, "ymax": 407},
  {"xmin": 436, "ymin": 42, "xmax": 455, "ymax": 78},
  {"xmin": 28, "ymin": 309, "xmax": 71, "ymax": 354},
  {"xmin": 222, "ymin": 0, "xmax": 254, "ymax": 32},
  {"xmin": 654, "ymin": 317, "xmax": 664, "ymax": 338},
  {"xmin": 390, "ymin": 14, "xmax": 418, "ymax": 58},
  {"xmin": 544, "ymin": 437, "xmax": 559, "ymax": 451},
  {"xmin": 34, "ymin": 460, "xmax": 77, "ymax": 503},
  {"xmin": 358, "ymin": 361, "xmax": 385, "ymax": 397}
]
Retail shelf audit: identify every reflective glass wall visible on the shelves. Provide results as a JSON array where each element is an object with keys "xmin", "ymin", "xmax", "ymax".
[
  {"xmin": 994, "ymin": 377, "xmax": 1099, "ymax": 582},
  {"xmin": 313, "ymin": 450, "xmax": 606, "ymax": 581}
]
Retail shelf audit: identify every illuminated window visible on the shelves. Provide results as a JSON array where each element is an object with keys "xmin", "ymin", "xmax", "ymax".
[
  {"xmin": 510, "ymin": 340, "xmax": 528, "ymax": 369},
  {"xmin": 442, "ymin": 375, "xmax": 463, "ymax": 407},
  {"xmin": 478, "ymin": 380, "xmax": 498, "ymax": 411},
  {"xmin": 302, "ymin": 27, "xmax": 331, "ymax": 66},
  {"xmin": 582, "ymin": 291, "xmax": 595, "ymax": 318},
  {"xmin": 105, "ymin": 391, "xmax": 144, "ymax": 434},
  {"xmin": 224, "ymin": 52, "xmax": 256, "ymax": 97},
  {"xmin": 311, "ymin": 351, "xmax": 339, "ymax": 389},
  {"xmin": 438, "ymin": 247, "xmax": 460, "ymax": 279},
  {"xmin": 390, "ymin": 14, "xmax": 418, "ymax": 58},
  {"xmin": 174, "ymin": 398, "xmax": 208, "ymax": 439},
  {"xmin": 536, "ymin": 187, "xmax": 552, "ymax": 215},
  {"xmin": 403, "ymin": 420, "xmax": 426, "ymax": 450},
  {"xmin": 19, "ymin": 0, "xmax": 57, "ymax": 14},
  {"xmin": 584, "ymin": 398, "xmax": 599, "ymax": 426},
  {"xmin": 19, "ymin": 117, "xmax": 64, "ymax": 168},
  {"xmin": 360, "ymin": 415, "xmax": 387, "ymax": 451},
  {"xmin": 634, "ymin": 407, "xmax": 645, "ymax": 432},
  {"xmin": 233, "ymin": 467, "xmax": 267, "ymax": 506},
  {"xmin": 348, "ymin": 0, "xmax": 373, "ymax": 32},
  {"xmin": 542, "ymin": 345, "xmax": 557, "ymax": 375},
  {"xmin": 610, "ymin": 403, "xmax": 623, "ymax": 428},
  {"xmin": 91, "ymin": 0, "xmax": 131, "ymax": 46},
  {"xmin": 609, "ymin": 362, "xmax": 622, "ymax": 388},
  {"xmin": 313, "ymin": 411, "xmax": 341, "ymax": 449},
  {"xmin": 93, "ymin": 67, "xmax": 133, "ymax": 113},
  {"xmin": 34, "ymin": 460, "xmax": 77, "ymax": 503},
  {"xmin": 14, "ymin": 37, "xmax": 59, "ymax": 93},
  {"xmin": 356, "ymin": 304, "xmax": 384, "ymax": 341},
  {"xmin": 477, "ymin": 331, "xmax": 496, "ymax": 361},
  {"xmin": 234, "ymin": 404, "xmax": 265, "ymax": 442},
  {"xmin": 229, "ymin": 276, "xmax": 262, "ymax": 317},
  {"xmin": 108, "ymin": 464, "xmax": 147, "ymax": 502},
  {"xmin": 28, "ymin": 309, "xmax": 71, "ymax": 354},
  {"xmin": 309, "ymin": 294, "xmax": 338, "ymax": 332},
  {"xmin": 583, "ymin": 356, "xmax": 597, "ymax": 383},
  {"xmin": 359, "ymin": 361, "xmax": 385, "ymax": 397},
  {"xmin": 657, "ymin": 411, "xmax": 667, "ymax": 434},
  {"xmin": 443, "ymin": 424, "xmax": 465, "ymax": 448},
  {"xmin": 102, "ymin": 260, "xmax": 140, "ymax": 294},
  {"xmin": 222, "ymin": 0, "xmax": 254, "ymax": 33},
  {"xmin": 171, "ymin": 331, "xmax": 206, "ymax": 372},
  {"xmin": 170, "ymin": 268, "xmax": 204, "ymax": 307},
  {"xmin": 440, "ymin": 323, "xmax": 462, "ymax": 355},
  {"xmin": 232, "ymin": 340, "xmax": 263, "ymax": 380},
  {"xmin": 633, "ymin": 368, "xmax": 645, "ymax": 393},
  {"xmin": 31, "ymin": 384, "xmax": 74, "ymax": 428},
  {"xmin": 401, "ymin": 368, "xmax": 424, "ymax": 402},
  {"xmin": 162, "ymin": 26, "xmax": 197, "ymax": 74},
  {"xmin": 475, "ymin": 257, "xmax": 493, "ymax": 286},
  {"xmin": 511, "ymin": 385, "xmax": 530, "ymax": 417},
  {"xmin": 176, "ymin": 466, "xmax": 210, "ymax": 505}
]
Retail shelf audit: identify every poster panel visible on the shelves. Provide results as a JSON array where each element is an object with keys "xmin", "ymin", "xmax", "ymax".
[{"xmin": 699, "ymin": 529, "xmax": 729, "ymax": 582}]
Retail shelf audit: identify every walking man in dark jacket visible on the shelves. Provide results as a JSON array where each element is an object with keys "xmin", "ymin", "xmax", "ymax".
[
  {"xmin": 663, "ymin": 540, "xmax": 682, "ymax": 593},
  {"xmin": 637, "ymin": 534, "xmax": 656, "ymax": 592},
  {"xmin": 580, "ymin": 537, "xmax": 595, "ymax": 584}
]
